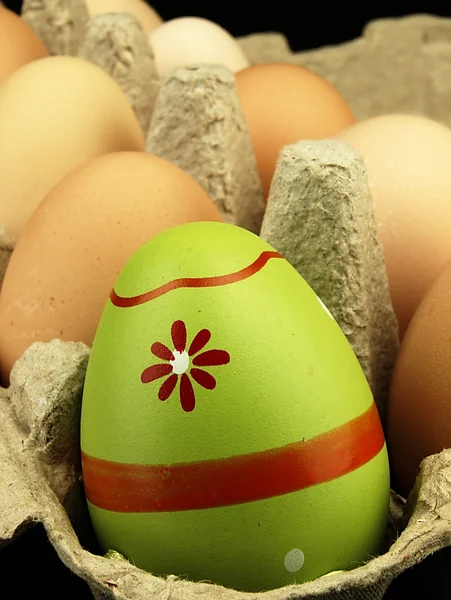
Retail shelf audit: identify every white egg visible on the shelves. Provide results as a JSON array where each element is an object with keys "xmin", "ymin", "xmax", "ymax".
[{"xmin": 149, "ymin": 16, "xmax": 250, "ymax": 78}]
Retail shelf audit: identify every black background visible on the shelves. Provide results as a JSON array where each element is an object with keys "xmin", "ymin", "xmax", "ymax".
[{"xmin": 3, "ymin": 0, "xmax": 451, "ymax": 51}]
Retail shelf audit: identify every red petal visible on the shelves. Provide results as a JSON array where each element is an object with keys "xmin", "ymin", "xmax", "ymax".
[
  {"xmin": 172, "ymin": 320, "xmax": 187, "ymax": 352},
  {"xmin": 151, "ymin": 342, "xmax": 174, "ymax": 361},
  {"xmin": 158, "ymin": 374, "xmax": 178, "ymax": 400},
  {"xmin": 188, "ymin": 329, "xmax": 211, "ymax": 356},
  {"xmin": 193, "ymin": 349, "xmax": 230, "ymax": 367},
  {"xmin": 190, "ymin": 368, "xmax": 216, "ymax": 390},
  {"xmin": 141, "ymin": 363, "xmax": 172, "ymax": 383},
  {"xmin": 180, "ymin": 373, "xmax": 195, "ymax": 412}
]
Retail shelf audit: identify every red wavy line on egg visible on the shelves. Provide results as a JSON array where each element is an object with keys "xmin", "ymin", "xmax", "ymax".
[
  {"xmin": 82, "ymin": 402, "xmax": 385, "ymax": 513},
  {"xmin": 110, "ymin": 250, "xmax": 283, "ymax": 308}
]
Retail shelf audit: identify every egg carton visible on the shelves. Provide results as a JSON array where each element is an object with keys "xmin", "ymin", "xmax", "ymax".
[{"xmin": 1, "ymin": 3, "xmax": 451, "ymax": 599}]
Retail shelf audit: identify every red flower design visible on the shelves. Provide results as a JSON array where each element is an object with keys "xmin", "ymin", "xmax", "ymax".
[{"xmin": 141, "ymin": 320, "xmax": 230, "ymax": 412}]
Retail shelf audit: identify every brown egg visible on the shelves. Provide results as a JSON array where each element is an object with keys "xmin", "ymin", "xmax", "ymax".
[
  {"xmin": 0, "ymin": 55, "xmax": 145, "ymax": 239},
  {"xmin": 0, "ymin": 5, "xmax": 48, "ymax": 85},
  {"xmin": 234, "ymin": 63, "xmax": 355, "ymax": 199},
  {"xmin": 337, "ymin": 114, "xmax": 451, "ymax": 338},
  {"xmin": 85, "ymin": 0, "xmax": 162, "ymax": 33},
  {"xmin": 387, "ymin": 259, "xmax": 451, "ymax": 497},
  {"xmin": 0, "ymin": 151, "xmax": 222, "ymax": 386}
]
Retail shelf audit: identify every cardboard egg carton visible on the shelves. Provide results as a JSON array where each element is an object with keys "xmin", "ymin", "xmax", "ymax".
[{"xmin": 1, "ymin": 2, "xmax": 451, "ymax": 598}]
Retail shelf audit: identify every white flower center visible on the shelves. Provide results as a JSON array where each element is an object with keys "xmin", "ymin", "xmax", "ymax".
[{"xmin": 170, "ymin": 350, "xmax": 189, "ymax": 375}]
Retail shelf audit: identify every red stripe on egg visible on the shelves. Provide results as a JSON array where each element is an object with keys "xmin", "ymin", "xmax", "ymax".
[
  {"xmin": 82, "ymin": 402, "xmax": 385, "ymax": 513},
  {"xmin": 110, "ymin": 250, "xmax": 283, "ymax": 308}
]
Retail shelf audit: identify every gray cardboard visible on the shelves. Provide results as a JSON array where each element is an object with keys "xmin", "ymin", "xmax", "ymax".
[
  {"xmin": 147, "ymin": 64, "xmax": 265, "ymax": 233},
  {"xmin": 78, "ymin": 13, "xmax": 160, "ymax": 136},
  {"xmin": 21, "ymin": 0, "xmax": 89, "ymax": 56},
  {"xmin": 260, "ymin": 140, "xmax": 399, "ymax": 420}
]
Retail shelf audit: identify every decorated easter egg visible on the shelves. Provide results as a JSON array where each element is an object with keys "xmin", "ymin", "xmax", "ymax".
[{"xmin": 81, "ymin": 221, "xmax": 389, "ymax": 592}]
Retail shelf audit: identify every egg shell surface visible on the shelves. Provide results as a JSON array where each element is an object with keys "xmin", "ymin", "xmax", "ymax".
[
  {"xmin": 149, "ymin": 16, "xmax": 249, "ymax": 78},
  {"xmin": 337, "ymin": 114, "xmax": 451, "ymax": 338},
  {"xmin": 0, "ymin": 55, "xmax": 145, "ymax": 238},
  {"xmin": 235, "ymin": 63, "xmax": 355, "ymax": 199},
  {"xmin": 81, "ymin": 221, "xmax": 389, "ymax": 592},
  {"xmin": 387, "ymin": 259, "xmax": 451, "ymax": 496},
  {"xmin": 0, "ymin": 152, "xmax": 222, "ymax": 386},
  {"xmin": 0, "ymin": 5, "xmax": 48, "ymax": 85}
]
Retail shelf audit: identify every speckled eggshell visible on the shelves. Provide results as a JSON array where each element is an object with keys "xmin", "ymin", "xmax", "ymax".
[{"xmin": 81, "ymin": 221, "xmax": 389, "ymax": 593}]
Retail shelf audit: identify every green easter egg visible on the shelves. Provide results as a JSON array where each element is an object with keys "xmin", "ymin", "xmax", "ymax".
[{"xmin": 81, "ymin": 221, "xmax": 389, "ymax": 592}]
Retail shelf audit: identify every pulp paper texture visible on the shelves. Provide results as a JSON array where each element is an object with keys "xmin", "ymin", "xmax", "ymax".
[
  {"xmin": 21, "ymin": 0, "xmax": 89, "ymax": 56},
  {"xmin": 260, "ymin": 140, "xmax": 399, "ymax": 422},
  {"xmin": 239, "ymin": 15, "xmax": 451, "ymax": 129},
  {"xmin": 78, "ymin": 13, "xmax": 159, "ymax": 135},
  {"xmin": 2, "ymin": 5, "xmax": 451, "ymax": 599},
  {"xmin": 146, "ymin": 64, "xmax": 265, "ymax": 233}
]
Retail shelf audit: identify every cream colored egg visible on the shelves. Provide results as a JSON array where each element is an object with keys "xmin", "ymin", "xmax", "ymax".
[
  {"xmin": 0, "ymin": 55, "xmax": 145, "ymax": 239},
  {"xmin": 337, "ymin": 114, "xmax": 451, "ymax": 337},
  {"xmin": 149, "ymin": 16, "xmax": 249, "ymax": 78}
]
